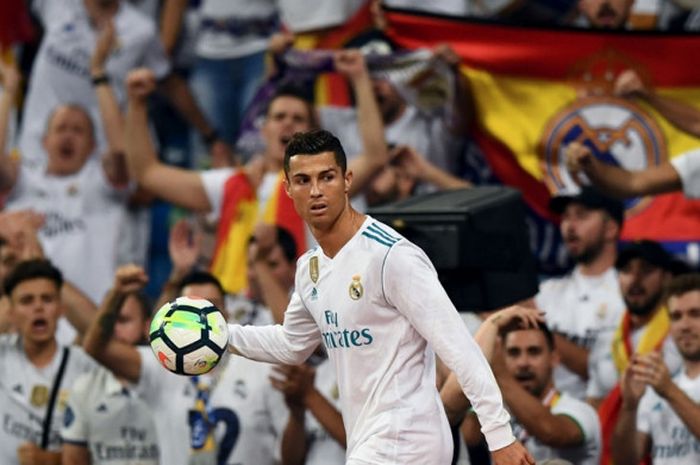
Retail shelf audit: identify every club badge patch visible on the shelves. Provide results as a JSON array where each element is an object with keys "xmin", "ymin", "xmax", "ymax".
[
  {"xmin": 349, "ymin": 275, "xmax": 363, "ymax": 300},
  {"xmin": 30, "ymin": 385, "xmax": 49, "ymax": 407},
  {"xmin": 310, "ymin": 256, "xmax": 319, "ymax": 283}
]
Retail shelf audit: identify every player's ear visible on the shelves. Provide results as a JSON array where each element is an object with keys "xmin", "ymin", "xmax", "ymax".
[
  {"xmin": 344, "ymin": 170, "xmax": 353, "ymax": 194},
  {"xmin": 283, "ymin": 177, "xmax": 292, "ymax": 198}
]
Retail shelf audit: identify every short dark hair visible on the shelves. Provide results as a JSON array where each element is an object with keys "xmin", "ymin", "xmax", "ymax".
[
  {"xmin": 4, "ymin": 259, "xmax": 63, "ymax": 296},
  {"xmin": 502, "ymin": 321, "xmax": 555, "ymax": 351},
  {"xmin": 665, "ymin": 273, "xmax": 700, "ymax": 305},
  {"xmin": 109, "ymin": 290, "xmax": 153, "ymax": 322},
  {"xmin": 249, "ymin": 226, "xmax": 298, "ymax": 263},
  {"xmin": 178, "ymin": 271, "xmax": 225, "ymax": 299},
  {"xmin": 265, "ymin": 83, "xmax": 317, "ymax": 127},
  {"xmin": 284, "ymin": 129, "xmax": 347, "ymax": 176}
]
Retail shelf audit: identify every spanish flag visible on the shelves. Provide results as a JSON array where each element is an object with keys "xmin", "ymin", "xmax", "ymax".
[
  {"xmin": 385, "ymin": 9, "xmax": 700, "ymax": 258},
  {"xmin": 210, "ymin": 172, "xmax": 306, "ymax": 294}
]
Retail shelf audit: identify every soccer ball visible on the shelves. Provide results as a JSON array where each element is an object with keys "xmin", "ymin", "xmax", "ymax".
[{"xmin": 149, "ymin": 296, "xmax": 229, "ymax": 376}]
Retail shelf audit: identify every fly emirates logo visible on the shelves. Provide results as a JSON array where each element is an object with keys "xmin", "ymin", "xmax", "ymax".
[{"xmin": 321, "ymin": 310, "xmax": 373, "ymax": 349}]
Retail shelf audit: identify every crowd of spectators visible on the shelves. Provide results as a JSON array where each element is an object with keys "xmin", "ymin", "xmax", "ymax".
[{"xmin": 0, "ymin": 0, "xmax": 699, "ymax": 464}]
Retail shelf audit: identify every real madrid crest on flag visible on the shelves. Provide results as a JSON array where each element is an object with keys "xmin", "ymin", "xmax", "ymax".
[
  {"xmin": 349, "ymin": 275, "xmax": 363, "ymax": 300},
  {"xmin": 310, "ymin": 256, "xmax": 319, "ymax": 283}
]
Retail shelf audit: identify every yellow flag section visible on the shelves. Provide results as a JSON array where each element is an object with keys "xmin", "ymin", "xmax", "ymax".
[{"xmin": 386, "ymin": 9, "xmax": 700, "ymax": 249}]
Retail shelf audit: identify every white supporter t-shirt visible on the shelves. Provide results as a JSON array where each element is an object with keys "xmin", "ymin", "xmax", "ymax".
[
  {"xmin": 229, "ymin": 216, "xmax": 514, "ymax": 464},
  {"xmin": 61, "ymin": 366, "xmax": 159, "ymax": 465},
  {"xmin": 511, "ymin": 391, "xmax": 601, "ymax": 465},
  {"xmin": 670, "ymin": 149, "xmax": 700, "ymax": 199},
  {"xmin": 319, "ymin": 104, "xmax": 463, "ymax": 175},
  {"xmin": 278, "ymin": 0, "xmax": 365, "ymax": 33},
  {"xmin": 195, "ymin": 0, "xmax": 278, "ymax": 59},
  {"xmin": 0, "ymin": 335, "xmax": 97, "ymax": 465},
  {"xmin": 134, "ymin": 347, "xmax": 287, "ymax": 465},
  {"xmin": 5, "ymin": 161, "xmax": 131, "ymax": 311},
  {"xmin": 587, "ymin": 323, "xmax": 682, "ymax": 400},
  {"xmin": 536, "ymin": 266, "xmax": 625, "ymax": 399},
  {"xmin": 637, "ymin": 371, "xmax": 700, "ymax": 464},
  {"xmin": 21, "ymin": 0, "xmax": 170, "ymax": 168},
  {"xmin": 304, "ymin": 357, "xmax": 345, "ymax": 465}
]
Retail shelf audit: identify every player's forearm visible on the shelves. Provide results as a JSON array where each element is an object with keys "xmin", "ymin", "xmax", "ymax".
[
  {"xmin": 61, "ymin": 282, "xmax": 97, "ymax": 336},
  {"xmin": 645, "ymin": 92, "xmax": 700, "ymax": 138},
  {"xmin": 280, "ymin": 409, "xmax": 308, "ymax": 465},
  {"xmin": 227, "ymin": 323, "xmax": 318, "ymax": 365},
  {"xmin": 125, "ymin": 97, "xmax": 158, "ymax": 182},
  {"xmin": 348, "ymin": 70, "xmax": 388, "ymax": 196},
  {"xmin": 304, "ymin": 388, "xmax": 347, "ymax": 448},
  {"xmin": 82, "ymin": 289, "xmax": 121, "ymax": 357},
  {"xmin": 552, "ymin": 333, "xmax": 589, "ymax": 379},
  {"xmin": 611, "ymin": 405, "xmax": 644, "ymax": 465},
  {"xmin": 159, "ymin": 0, "xmax": 188, "ymax": 56},
  {"xmin": 497, "ymin": 375, "xmax": 582, "ymax": 448},
  {"xmin": 0, "ymin": 85, "xmax": 18, "ymax": 191},
  {"xmin": 160, "ymin": 74, "xmax": 216, "ymax": 138},
  {"xmin": 252, "ymin": 260, "xmax": 291, "ymax": 325},
  {"xmin": 440, "ymin": 372, "xmax": 470, "ymax": 426}
]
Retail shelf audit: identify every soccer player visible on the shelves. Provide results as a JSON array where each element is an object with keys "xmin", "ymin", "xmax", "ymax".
[{"xmin": 226, "ymin": 129, "xmax": 534, "ymax": 464}]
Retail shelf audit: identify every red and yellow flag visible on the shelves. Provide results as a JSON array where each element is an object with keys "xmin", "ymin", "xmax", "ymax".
[
  {"xmin": 210, "ymin": 172, "xmax": 306, "ymax": 294},
  {"xmin": 385, "ymin": 9, "xmax": 700, "ymax": 259}
]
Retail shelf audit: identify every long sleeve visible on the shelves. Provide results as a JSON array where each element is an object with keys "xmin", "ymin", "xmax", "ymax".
[
  {"xmin": 383, "ymin": 241, "xmax": 514, "ymax": 451},
  {"xmin": 228, "ymin": 290, "xmax": 321, "ymax": 365}
]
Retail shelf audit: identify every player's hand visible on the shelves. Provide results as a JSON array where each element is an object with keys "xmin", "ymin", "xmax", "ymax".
[
  {"xmin": 17, "ymin": 442, "xmax": 46, "ymax": 465},
  {"xmin": 620, "ymin": 356, "xmax": 647, "ymax": 408},
  {"xmin": 564, "ymin": 141, "xmax": 595, "ymax": 176},
  {"xmin": 113, "ymin": 264, "xmax": 148, "ymax": 293},
  {"xmin": 486, "ymin": 305, "xmax": 545, "ymax": 333},
  {"xmin": 126, "ymin": 68, "xmax": 157, "ymax": 101},
  {"xmin": 631, "ymin": 352, "xmax": 673, "ymax": 398},
  {"xmin": 614, "ymin": 69, "xmax": 649, "ymax": 99},
  {"xmin": 490, "ymin": 440, "xmax": 536, "ymax": 465},
  {"xmin": 270, "ymin": 364, "xmax": 316, "ymax": 408},
  {"xmin": 168, "ymin": 219, "xmax": 200, "ymax": 278},
  {"xmin": 433, "ymin": 43, "xmax": 461, "ymax": 70},
  {"xmin": 0, "ymin": 61, "xmax": 21, "ymax": 97},
  {"xmin": 91, "ymin": 20, "xmax": 116, "ymax": 74},
  {"xmin": 209, "ymin": 139, "xmax": 237, "ymax": 168},
  {"xmin": 333, "ymin": 49, "xmax": 369, "ymax": 83},
  {"xmin": 268, "ymin": 32, "xmax": 295, "ymax": 56}
]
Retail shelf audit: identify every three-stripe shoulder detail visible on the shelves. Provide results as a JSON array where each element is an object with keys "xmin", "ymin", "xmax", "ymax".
[{"xmin": 361, "ymin": 223, "xmax": 401, "ymax": 248}]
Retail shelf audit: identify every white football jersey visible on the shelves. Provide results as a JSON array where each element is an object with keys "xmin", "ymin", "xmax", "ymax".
[
  {"xmin": 229, "ymin": 216, "xmax": 513, "ymax": 464},
  {"xmin": 0, "ymin": 335, "xmax": 97, "ymax": 465},
  {"xmin": 536, "ymin": 266, "xmax": 625, "ymax": 399},
  {"xmin": 134, "ymin": 347, "xmax": 287, "ymax": 465},
  {"xmin": 61, "ymin": 366, "xmax": 159, "ymax": 465},
  {"xmin": 637, "ymin": 370, "xmax": 700, "ymax": 465},
  {"xmin": 512, "ymin": 391, "xmax": 601, "ymax": 465}
]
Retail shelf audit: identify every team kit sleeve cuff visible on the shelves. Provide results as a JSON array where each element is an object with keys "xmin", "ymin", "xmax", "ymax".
[{"xmin": 483, "ymin": 424, "xmax": 517, "ymax": 451}]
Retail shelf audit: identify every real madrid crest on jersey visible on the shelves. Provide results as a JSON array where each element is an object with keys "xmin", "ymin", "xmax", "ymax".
[
  {"xmin": 349, "ymin": 275, "xmax": 363, "ymax": 300},
  {"xmin": 310, "ymin": 256, "xmax": 319, "ymax": 283},
  {"xmin": 30, "ymin": 385, "xmax": 49, "ymax": 407}
]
